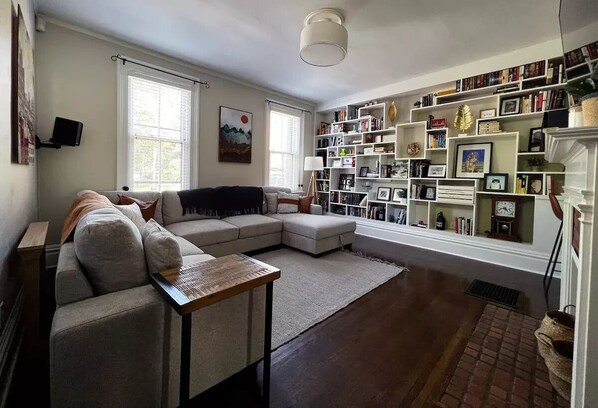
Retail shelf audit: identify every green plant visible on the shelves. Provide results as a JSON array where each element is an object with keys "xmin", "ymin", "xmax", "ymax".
[
  {"xmin": 527, "ymin": 157, "xmax": 547, "ymax": 167},
  {"xmin": 565, "ymin": 64, "xmax": 598, "ymax": 100}
]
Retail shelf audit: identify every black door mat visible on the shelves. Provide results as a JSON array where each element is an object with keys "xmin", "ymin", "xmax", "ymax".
[{"xmin": 466, "ymin": 279, "xmax": 520, "ymax": 308}]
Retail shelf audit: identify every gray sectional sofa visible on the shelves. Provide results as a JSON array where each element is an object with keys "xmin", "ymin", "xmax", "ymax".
[{"xmin": 50, "ymin": 186, "xmax": 355, "ymax": 408}]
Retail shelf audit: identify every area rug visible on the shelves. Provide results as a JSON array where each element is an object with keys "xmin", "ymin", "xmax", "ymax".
[
  {"xmin": 253, "ymin": 248, "xmax": 404, "ymax": 349},
  {"xmin": 438, "ymin": 304, "xmax": 568, "ymax": 408}
]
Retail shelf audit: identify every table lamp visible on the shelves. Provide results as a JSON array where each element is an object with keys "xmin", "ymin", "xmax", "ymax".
[{"xmin": 304, "ymin": 156, "xmax": 324, "ymax": 200}]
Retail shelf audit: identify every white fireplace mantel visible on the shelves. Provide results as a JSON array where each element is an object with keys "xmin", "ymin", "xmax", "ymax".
[{"xmin": 545, "ymin": 127, "xmax": 598, "ymax": 408}]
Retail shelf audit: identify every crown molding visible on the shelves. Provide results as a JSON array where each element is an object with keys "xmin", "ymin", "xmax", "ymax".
[{"xmin": 41, "ymin": 16, "xmax": 316, "ymax": 109}]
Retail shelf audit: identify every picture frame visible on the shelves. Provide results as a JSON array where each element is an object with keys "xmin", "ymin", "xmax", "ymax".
[
  {"xmin": 359, "ymin": 166, "xmax": 369, "ymax": 177},
  {"xmin": 425, "ymin": 186, "xmax": 436, "ymax": 200},
  {"xmin": 392, "ymin": 188, "xmax": 407, "ymax": 203},
  {"xmin": 426, "ymin": 164, "xmax": 447, "ymax": 178},
  {"xmin": 528, "ymin": 127, "xmax": 545, "ymax": 152},
  {"xmin": 219, "ymin": 106, "xmax": 253, "ymax": 163},
  {"xmin": 376, "ymin": 187, "xmax": 391, "ymax": 201},
  {"xmin": 391, "ymin": 161, "xmax": 408, "ymax": 179},
  {"xmin": 455, "ymin": 142, "xmax": 493, "ymax": 179},
  {"xmin": 480, "ymin": 108, "xmax": 496, "ymax": 119},
  {"xmin": 500, "ymin": 98, "xmax": 520, "ymax": 116},
  {"xmin": 527, "ymin": 175, "xmax": 543, "ymax": 195},
  {"xmin": 483, "ymin": 173, "xmax": 509, "ymax": 192},
  {"xmin": 338, "ymin": 174, "xmax": 354, "ymax": 191}
]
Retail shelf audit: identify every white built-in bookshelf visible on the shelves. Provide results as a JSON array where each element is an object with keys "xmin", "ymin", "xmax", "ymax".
[{"xmin": 314, "ymin": 56, "xmax": 568, "ymax": 244}]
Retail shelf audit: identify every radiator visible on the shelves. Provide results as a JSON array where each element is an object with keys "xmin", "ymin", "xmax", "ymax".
[{"xmin": 0, "ymin": 288, "xmax": 24, "ymax": 408}]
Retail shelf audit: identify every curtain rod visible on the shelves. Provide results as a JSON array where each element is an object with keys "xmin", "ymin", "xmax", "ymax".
[
  {"xmin": 111, "ymin": 54, "xmax": 210, "ymax": 88},
  {"xmin": 266, "ymin": 99, "xmax": 311, "ymax": 114}
]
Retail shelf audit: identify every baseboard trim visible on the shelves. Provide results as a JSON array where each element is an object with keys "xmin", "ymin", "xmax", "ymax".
[
  {"xmin": 46, "ymin": 244, "xmax": 60, "ymax": 269},
  {"xmin": 0, "ymin": 289, "xmax": 24, "ymax": 408},
  {"xmin": 355, "ymin": 220, "xmax": 559, "ymax": 277}
]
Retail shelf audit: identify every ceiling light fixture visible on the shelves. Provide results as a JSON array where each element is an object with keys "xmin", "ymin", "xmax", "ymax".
[{"xmin": 300, "ymin": 8, "xmax": 347, "ymax": 67}]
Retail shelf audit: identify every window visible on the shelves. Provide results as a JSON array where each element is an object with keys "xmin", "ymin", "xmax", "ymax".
[
  {"xmin": 266, "ymin": 104, "xmax": 303, "ymax": 190},
  {"xmin": 117, "ymin": 61, "xmax": 198, "ymax": 191}
]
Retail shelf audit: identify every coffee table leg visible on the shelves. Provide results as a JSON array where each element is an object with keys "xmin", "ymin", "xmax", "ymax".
[
  {"xmin": 263, "ymin": 282, "xmax": 273, "ymax": 407},
  {"xmin": 181, "ymin": 313, "xmax": 192, "ymax": 407}
]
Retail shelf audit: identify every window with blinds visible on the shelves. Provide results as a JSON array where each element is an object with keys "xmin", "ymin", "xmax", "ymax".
[
  {"xmin": 268, "ymin": 107, "xmax": 302, "ymax": 190},
  {"xmin": 125, "ymin": 74, "xmax": 193, "ymax": 191}
]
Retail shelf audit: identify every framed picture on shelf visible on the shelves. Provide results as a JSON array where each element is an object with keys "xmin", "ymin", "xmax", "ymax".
[
  {"xmin": 338, "ymin": 174, "xmax": 354, "ymax": 191},
  {"xmin": 527, "ymin": 175, "xmax": 543, "ymax": 195},
  {"xmin": 483, "ymin": 173, "xmax": 509, "ymax": 192},
  {"xmin": 426, "ymin": 164, "xmax": 447, "ymax": 178},
  {"xmin": 359, "ymin": 166, "xmax": 369, "ymax": 177},
  {"xmin": 392, "ymin": 188, "xmax": 407, "ymax": 203},
  {"xmin": 331, "ymin": 158, "xmax": 342, "ymax": 167},
  {"xmin": 528, "ymin": 128, "xmax": 545, "ymax": 152},
  {"xmin": 376, "ymin": 187, "xmax": 391, "ymax": 201},
  {"xmin": 480, "ymin": 108, "xmax": 496, "ymax": 119},
  {"xmin": 425, "ymin": 187, "xmax": 437, "ymax": 200},
  {"xmin": 391, "ymin": 161, "xmax": 408, "ymax": 178},
  {"xmin": 455, "ymin": 142, "xmax": 493, "ymax": 179},
  {"xmin": 501, "ymin": 98, "xmax": 520, "ymax": 115}
]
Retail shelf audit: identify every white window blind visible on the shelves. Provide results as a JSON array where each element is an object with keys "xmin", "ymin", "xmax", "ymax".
[{"xmin": 267, "ymin": 106, "xmax": 303, "ymax": 190}]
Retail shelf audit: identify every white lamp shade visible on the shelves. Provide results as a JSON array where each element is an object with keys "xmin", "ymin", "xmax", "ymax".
[
  {"xmin": 300, "ymin": 10, "xmax": 347, "ymax": 67},
  {"xmin": 304, "ymin": 156, "xmax": 324, "ymax": 171}
]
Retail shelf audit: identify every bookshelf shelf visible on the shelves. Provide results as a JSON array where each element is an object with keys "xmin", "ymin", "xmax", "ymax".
[{"xmin": 315, "ymin": 54, "xmax": 567, "ymax": 245}]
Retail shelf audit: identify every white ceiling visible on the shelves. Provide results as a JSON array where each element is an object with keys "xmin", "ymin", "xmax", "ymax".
[{"xmin": 35, "ymin": 0, "xmax": 562, "ymax": 104}]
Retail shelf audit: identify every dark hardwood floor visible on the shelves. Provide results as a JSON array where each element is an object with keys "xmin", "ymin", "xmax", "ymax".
[
  {"xmin": 193, "ymin": 235, "xmax": 560, "ymax": 407},
  {"xmin": 8, "ymin": 234, "xmax": 560, "ymax": 407}
]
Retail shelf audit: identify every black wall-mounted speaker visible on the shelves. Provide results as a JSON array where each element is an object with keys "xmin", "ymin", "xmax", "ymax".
[
  {"xmin": 542, "ymin": 108, "xmax": 568, "ymax": 129},
  {"xmin": 51, "ymin": 117, "xmax": 83, "ymax": 146}
]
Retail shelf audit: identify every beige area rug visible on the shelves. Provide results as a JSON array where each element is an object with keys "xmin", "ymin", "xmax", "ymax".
[{"xmin": 253, "ymin": 248, "xmax": 405, "ymax": 349}]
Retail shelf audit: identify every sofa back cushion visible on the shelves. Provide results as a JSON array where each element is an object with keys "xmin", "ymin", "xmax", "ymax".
[
  {"xmin": 161, "ymin": 190, "xmax": 219, "ymax": 225},
  {"xmin": 74, "ymin": 207, "xmax": 148, "ymax": 295},
  {"xmin": 99, "ymin": 191, "xmax": 164, "ymax": 225},
  {"xmin": 142, "ymin": 219, "xmax": 183, "ymax": 274}
]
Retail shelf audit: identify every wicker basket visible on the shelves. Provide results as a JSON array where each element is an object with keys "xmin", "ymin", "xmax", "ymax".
[
  {"xmin": 540, "ymin": 305, "xmax": 575, "ymax": 341},
  {"xmin": 581, "ymin": 93, "xmax": 598, "ymax": 127},
  {"xmin": 549, "ymin": 369, "xmax": 571, "ymax": 402}
]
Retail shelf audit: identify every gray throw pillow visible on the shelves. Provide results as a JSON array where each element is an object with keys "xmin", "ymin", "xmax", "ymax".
[
  {"xmin": 265, "ymin": 193, "xmax": 278, "ymax": 214},
  {"xmin": 142, "ymin": 219, "xmax": 183, "ymax": 275},
  {"xmin": 113, "ymin": 203, "xmax": 147, "ymax": 232},
  {"xmin": 277, "ymin": 192, "xmax": 300, "ymax": 214},
  {"xmin": 74, "ymin": 208, "xmax": 148, "ymax": 295}
]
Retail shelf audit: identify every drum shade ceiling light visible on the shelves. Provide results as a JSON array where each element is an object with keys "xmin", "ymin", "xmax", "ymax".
[{"xmin": 300, "ymin": 9, "xmax": 347, "ymax": 67}]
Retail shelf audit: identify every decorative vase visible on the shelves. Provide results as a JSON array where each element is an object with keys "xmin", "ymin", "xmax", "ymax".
[{"xmin": 581, "ymin": 92, "xmax": 598, "ymax": 127}]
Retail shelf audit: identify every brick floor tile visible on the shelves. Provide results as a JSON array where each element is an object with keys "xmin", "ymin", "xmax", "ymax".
[
  {"xmin": 503, "ymin": 341, "xmax": 516, "ymax": 352},
  {"xmin": 534, "ymin": 395, "xmax": 553, "ymax": 407},
  {"xmin": 510, "ymin": 394, "xmax": 528, "ymax": 407},
  {"xmin": 458, "ymin": 359, "xmax": 475, "ymax": 374},
  {"xmin": 446, "ymin": 383, "xmax": 463, "ymax": 399},
  {"xmin": 440, "ymin": 393, "xmax": 460, "ymax": 408},
  {"xmin": 535, "ymin": 377, "xmax": 553, "ymax": 392},
  {"xmin": 469, "ymin": 342, "xmax": 482, "ymax": 352},
  {"xmin": 487, "ymin": 395, "xmax": 507, "ymax": 408},
  {"xmin": 463, "ymin": 393, "xmax": 483, "ymax": 408},
  {"xmin": 535, "ymin": 385, "xmax": 554, "ymax": 401},
  {"xmin": 489, "ymin": 385, "xmax": 508, "ymax": 400},
  {"xmin": 480, "ymin": 353, "xmax": 495, "ymax": 365}
]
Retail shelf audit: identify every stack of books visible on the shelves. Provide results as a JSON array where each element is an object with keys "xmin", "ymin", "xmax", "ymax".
[
  {"xmin": 478, "ymin": 121, "xmax": 501, "ymax": 135},
  {"xmin": 421, "ymin": 93, "xmax": 434, "ymax": 107},
  {"xmin": 564, "ymin": 41, "xmax": 598, "ymax": 67},
  {"xmin": 516, "ymin": 175, "xmax": 528, "ymax": 194},
  {"xmin": 454, "ymin": 217, "xmax": 473, "ymax": 236},
  {"xmin": 409, "ymin": 160, "xmax": 431, "ymax": 178},
  {"xmin": 518, "ymin": 89, "xmax": 567, "ymax": 114},
  {"xmin": 368, "ymin": 205, "xmax": 386, "ymax": 221},
  {"xmin": 333, "ymin": 109, "xmax": 347, "ymax": 122}
]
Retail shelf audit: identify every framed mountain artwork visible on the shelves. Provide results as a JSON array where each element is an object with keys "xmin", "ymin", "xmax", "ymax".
[
  {"xmin": 219, "ymin": 106, "xmax": 252, "ymax": 163},
  {"xmin": 11, "ymin": 4, "xmax": 36, "ymax": 165}
]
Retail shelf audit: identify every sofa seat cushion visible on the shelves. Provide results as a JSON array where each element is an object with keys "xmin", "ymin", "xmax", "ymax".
[
  {"xmin": 221, "ymin": 215, "xmax": 282, "ymax": 239},
  {"xmin": 165, "ymin": 219, "xmax": 239, "ymax": 247},
  {"xmin": 268, "ymin": 214, "xmax": 356, "ymax": 240},
  {"xmin": 175, "ymin": 236, "xmax": 204, "ymax": 256},
  {"xmin": 182, "ymin": 254, "xmax": 215, "ymax": 266}
]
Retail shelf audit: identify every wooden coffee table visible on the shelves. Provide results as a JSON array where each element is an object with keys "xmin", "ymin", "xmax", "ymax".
[{"xmin": 150, "ymin": 253, "xmax": 281, "ymax": 407}]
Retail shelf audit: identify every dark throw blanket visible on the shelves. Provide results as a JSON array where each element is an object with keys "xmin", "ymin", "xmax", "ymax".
[{"xmin": 177, "ymin": 186, "xmax": 263, "ymax": 218}]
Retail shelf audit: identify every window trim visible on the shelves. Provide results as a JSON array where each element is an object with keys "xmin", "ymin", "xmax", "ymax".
[
  {"xmin": 116, "ymin": 57, "xmax": 199, "ymax": 191},
  {"xmin": 264, "ymin": 101, "xmax": 305, "ymax": 190}
]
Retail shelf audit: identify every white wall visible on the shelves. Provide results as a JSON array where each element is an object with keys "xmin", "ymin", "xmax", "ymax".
[
  {"xmin": 0, "ymin": 0, "xmax": 37, "ymax": 317},
  {"xmin": 36, "ymin": 23, "xmax": 314, "ymax": 243}
]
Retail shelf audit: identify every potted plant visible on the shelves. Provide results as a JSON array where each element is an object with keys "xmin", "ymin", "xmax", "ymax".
[
  {"xmin": 566, "ymin": 63, "xmax": 598, "ymax": 126},
  {"xmin": 527, "ymin": 157, "xmax": 548, "ymax": 172}
]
